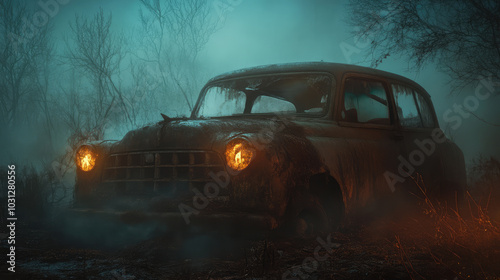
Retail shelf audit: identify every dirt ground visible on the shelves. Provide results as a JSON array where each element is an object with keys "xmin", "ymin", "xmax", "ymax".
[{"xmin": 2, "ymin": 203, "xmax": 499, "ymax": 280}]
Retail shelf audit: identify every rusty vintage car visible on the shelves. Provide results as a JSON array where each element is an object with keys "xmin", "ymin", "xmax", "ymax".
[{"xmin": 73, "ymin": 62, "xmax": 467, "ymax": 235}]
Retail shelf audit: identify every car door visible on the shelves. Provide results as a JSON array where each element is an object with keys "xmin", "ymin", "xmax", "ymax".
[
  {"xmin": 390, "ymin": 82, "xmax": 444, "ymax": 197},
  {"xmin": 329, "ymin": 73, "xmax": 406, "ymax": 210}
]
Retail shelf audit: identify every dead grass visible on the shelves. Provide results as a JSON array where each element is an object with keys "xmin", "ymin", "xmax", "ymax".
[{"xmin": 395, "ymin": 173, "xmax": 500, "ymax": 280}]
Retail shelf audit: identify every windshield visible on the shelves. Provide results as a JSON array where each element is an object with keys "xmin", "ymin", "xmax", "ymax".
[{"xmin": 194, "ymin": 73, "xmax": 332, "ymax": 118}]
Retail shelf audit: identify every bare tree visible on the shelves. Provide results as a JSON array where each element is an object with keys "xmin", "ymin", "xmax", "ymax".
[
  {"xmin": 34, "ymin": 32, "xmax": 57, "ymax": 154},
  {"xmin": 0, "ymin": 0, "xmax": 52, "ymax": 128},
  {"xmin": 65, "ymin": 8, "xmax": 131, "ymax": 139},
  {"xmin": 136, "ymin": 0, "xmax": 223, "ymax": 114},
  {"xmin": 347, "ymin": 0, "xmax": 500, "ymax": 92},
  {"xmin": 59, "ymin": 70, "xmax": 106, "ymax": 145}
]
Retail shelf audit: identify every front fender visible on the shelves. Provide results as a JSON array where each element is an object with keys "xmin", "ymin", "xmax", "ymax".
[{"xmin": 216, "ymin": 124, "xmax": 325, "ymax": 221}]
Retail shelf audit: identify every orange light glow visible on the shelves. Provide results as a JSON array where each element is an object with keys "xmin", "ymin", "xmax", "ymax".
[
  {"xmin": 76, "ymin": 146, "xmax": 97, "ymax": 172},
  {"xmin": 235, "ymin": 150, "xmax": 242, "ymax": 164},
  {"xmin": 225, "ymin": 140, "xmax": 254, "ymax": 171}
]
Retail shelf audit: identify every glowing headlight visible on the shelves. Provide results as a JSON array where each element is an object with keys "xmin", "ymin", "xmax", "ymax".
[
  {"xmin": 76, "ymin": 145, "xmax": 97, "ymax": 172},
  {"xmin": 225, "ymin": 138, "xmax": 255, "ymax": 171}
]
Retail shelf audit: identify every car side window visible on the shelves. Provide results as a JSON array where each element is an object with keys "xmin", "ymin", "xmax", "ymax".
[
  {"xmin": 392, "ymin": 84, "xmax": 435, "ymax": 128},
  {"xmin": 415, "ymin": 92, "xmax": 436, "ymax": 128},
  {"xmin": 392, "ymin": 84, "xmax": 422, "ymax": 128},
  {"xmin": 341, "ymin": 78, "xmax": 391, "ymax": 125}
]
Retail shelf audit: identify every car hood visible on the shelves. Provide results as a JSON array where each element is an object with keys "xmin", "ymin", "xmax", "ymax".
[{"xmin": 110, "ymin": 117, "xmax": 304, "ymax": 153}]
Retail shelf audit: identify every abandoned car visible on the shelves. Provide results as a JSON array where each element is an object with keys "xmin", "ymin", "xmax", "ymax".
[{"xmin": 74, "ymin": 62, "xmax": 467, "ymax": 235}]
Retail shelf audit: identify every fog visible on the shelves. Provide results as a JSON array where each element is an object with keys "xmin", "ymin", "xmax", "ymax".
[
  {"xmin": 1, "ymin": 1, "xmax": 499, "ymax": 278},
  {"xmin": 1, "ymin": 0, "xmax": 499, "ymax": 170}
]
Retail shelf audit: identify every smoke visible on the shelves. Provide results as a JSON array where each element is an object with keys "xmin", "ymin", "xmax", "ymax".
[{"xmin": 52, "ymin": 210, "xmax": 169, "ymax": 250}]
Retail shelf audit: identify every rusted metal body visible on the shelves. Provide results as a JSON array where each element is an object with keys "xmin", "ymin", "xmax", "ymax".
[{"xmin": 74, "ymin": 62, "xmax": 467, "ymax": 233}]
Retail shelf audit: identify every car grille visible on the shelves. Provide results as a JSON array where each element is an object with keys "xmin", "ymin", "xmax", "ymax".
[{"xmin": 101, "ymin": 150, "xmax": 226, "ymax": 195}]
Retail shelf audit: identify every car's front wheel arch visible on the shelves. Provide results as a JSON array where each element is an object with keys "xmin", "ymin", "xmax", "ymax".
[
  {"xmin": 282, "ymin": 172, "xmax": 345, "ymax": 237},
  {"xmin": 309, "ymin": 173, "xmax": 345, "ymax": 230}
]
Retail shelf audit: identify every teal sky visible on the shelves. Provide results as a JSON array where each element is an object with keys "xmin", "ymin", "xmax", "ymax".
[{"xmin": 21, "ymin": 0, "xmax": 500, "ymax": 163}]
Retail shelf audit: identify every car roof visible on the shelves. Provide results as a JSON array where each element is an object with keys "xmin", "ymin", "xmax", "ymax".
[{"xmin": 207, "ymin": 62, "xmax": 430, "ymax": 98}]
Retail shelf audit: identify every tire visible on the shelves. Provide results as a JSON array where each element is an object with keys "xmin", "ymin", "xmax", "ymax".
[
  {"xmin": 292, "ymin": 195, "xmax": 329, "ymax": 237},
  {"xmin": 291, "ymin": 192, "xmax": 344, "ymax": 237},
  {"xmin": 282, "ymin": 175, "xmax": 344, "ymax": 238}
]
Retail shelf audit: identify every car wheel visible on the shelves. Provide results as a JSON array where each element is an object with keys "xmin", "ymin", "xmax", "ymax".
[{"xmin": 291, "ymin": 195, "xmax": 329, "ymax": 237}]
